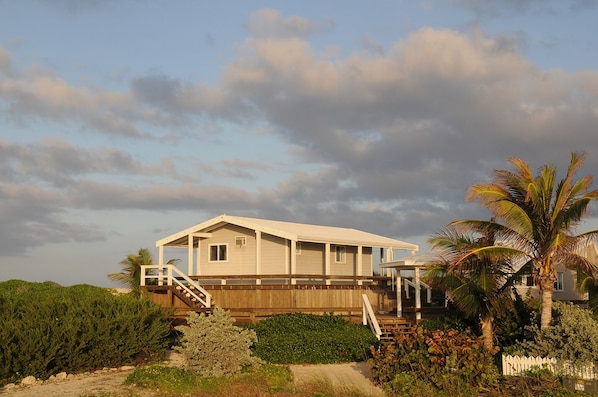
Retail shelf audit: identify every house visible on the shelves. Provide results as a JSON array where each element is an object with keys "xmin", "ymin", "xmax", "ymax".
[
  {"xmin": 142, "ymin": 214, "xmax": 419, "ymax": 322},
  {"xmin": 514, "ymin": 242, "xmax": 598, "ymax": 303}
]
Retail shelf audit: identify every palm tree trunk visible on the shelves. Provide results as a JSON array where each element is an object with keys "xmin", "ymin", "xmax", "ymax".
[
  {"xmin": 540, "ymin": 288, "xmax": 553, "ymax": 329},
  {"xmin": 480, "ymin": 316, "xmax": 494, "ymax": 352}
]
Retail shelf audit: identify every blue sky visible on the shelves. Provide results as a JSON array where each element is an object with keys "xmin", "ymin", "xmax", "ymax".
[{"xmin": 1, "ymin": 0, "xmax": 598, "ymax": 287}]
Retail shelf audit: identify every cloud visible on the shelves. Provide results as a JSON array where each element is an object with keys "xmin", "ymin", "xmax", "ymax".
[
  {"xmin": 2, "ymin": 20, "xmax": 598, "ymax": 258},
  {"xmin": 246, "ymin": 8, "xmax": 334, "ymax": 38}
]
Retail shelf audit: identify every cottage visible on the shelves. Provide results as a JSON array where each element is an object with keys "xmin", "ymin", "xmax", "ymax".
[{"xmin": 142, "ymin": 214, "xmax": 419, "ymax": 321}]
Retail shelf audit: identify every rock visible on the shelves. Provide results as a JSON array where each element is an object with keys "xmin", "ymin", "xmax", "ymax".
[
  {"xmin": 21, "ymin": 375, "xmax": 36, "ymax": 386},
  {"xmin": 56, "ymin": 372, "xmax": 67, "ymax": 380},
  {"xmin": 3, "ymin": 383, "xmax": 16, "ymax": 390},
  {"xmin": 119, "ymin": 366, "xmax": 135, "ymax": 371}
]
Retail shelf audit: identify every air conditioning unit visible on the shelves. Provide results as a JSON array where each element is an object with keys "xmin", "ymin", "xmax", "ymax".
[{"xmin": 235, "ymin": 236, "xmax": 246, "ymax": 247}]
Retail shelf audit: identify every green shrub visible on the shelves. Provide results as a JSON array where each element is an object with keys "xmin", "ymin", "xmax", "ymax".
[
  {"xmin": 369, "ymin": 326, "xmax": 498, "ymax": 393},
  {"xmin": 0, "ymin": 280, "xmax": 170, "ymax": 385},
  {"xmin": 247, "ymin": 313, "xmax": 379, "ymax": 364},
  {"xmin": 175, "ymin": 307, "xmax": 262, "ymax": 377},
  {"xmin": 519, "ymin": 301, "xmax": 598, "ymax": 375}
]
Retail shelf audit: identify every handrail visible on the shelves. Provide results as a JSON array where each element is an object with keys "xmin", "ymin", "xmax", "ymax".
[
  {"xmin": 141, "ymin": 264, "xmax": 212, "ymax": 308},
  {"xmin": 362, "ymin": 294, "xmax": 382, "ymax": 340},
  {"xmin": 404, "ymin": 278, "xmax": 432, "ymax": 303}
]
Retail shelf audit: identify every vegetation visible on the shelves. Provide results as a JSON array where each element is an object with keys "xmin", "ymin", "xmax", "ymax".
[
  {"xmin": 247, "ymin": 312, "xmax": 379, "ymax": 364},
  {"xmin": 454, "ymin": 151, "xmax": 598, "ymax": 328},
  {"xmin": 108, "ymin": 248, "xmax": 155, "ymax": 297},
  {"xmin": 517, "ymin": 301, "xmax": 598, "ymax": 376},
  {"xmin": 126, "ymin": 363, "xmax": 374, "ymax": 396},
  {"xmin": 175, "ymin": 307, "xmax": 263, "ymax": 377},
  {"xmin": 369, "ymin": 326, "xmax": 499, "ymax": 395},
  {"xmin": 426, "ymin": 226, "xmax": 521, "ymax": 351},
  {"xmin": 0, "ymin": 280, "xmax": 170, "ymax": 385}
]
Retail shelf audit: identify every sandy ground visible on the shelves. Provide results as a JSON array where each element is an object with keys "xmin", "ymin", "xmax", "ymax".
[
  {"xmin": 289, "ymin": 362, "xmax": 385, "ymax": 397},
  {"xmin": 0, "ymin": 358, "xmax": 384, "ymax": 397}
]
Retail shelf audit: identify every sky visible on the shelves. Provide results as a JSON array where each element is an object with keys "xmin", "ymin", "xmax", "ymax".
[{"xmin": 1, "ymin": 0, "xmax": 598, "ymax": 287}]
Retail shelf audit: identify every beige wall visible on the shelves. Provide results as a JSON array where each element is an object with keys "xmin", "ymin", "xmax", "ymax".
[
  {"xmin": 196, "ymin": 223, "xmax": 376, "ymax": 277},
  {"xmin": 260, "ymin": 233, "xmax": 287, "ymax": 274},
  {"xmin": 296, "ymin": 242, "xmax": 325, "ymax": 274},
  {"xmin": 199, "ymin": 224, "xmax": 256, "ymax": 275}
]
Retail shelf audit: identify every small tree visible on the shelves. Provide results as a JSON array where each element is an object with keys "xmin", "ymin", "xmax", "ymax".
[
  {"xmin": 108, "ymin": 248, "xmax": 154, "ymax": 297},
  {"xmin": 175, "ymin": 307, "xmax": 262, "ymax": 378}
]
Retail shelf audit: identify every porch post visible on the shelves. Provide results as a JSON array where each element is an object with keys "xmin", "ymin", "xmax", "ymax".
[
  {"xmin": 255, "ymin": 231, "xmax": 262, "ymax": 285},
  {"xmin": 325, "ymin": 243, "xmax": 331, "ymax": 285},
  {"xmin": 187, "ymin": 234, "xmax": 194, "ymax": 276},
  {"xmin": 196, "ymin": 241, "xmax": 201, "ymax": 276},
  {"xmin": 158, "ymin": 245, "xmax": 164, "ymax": 286},
  {"xmin": 396, "ymin": 271, "xmax": 402, "ymax": 318},
  {"xmin": 357, "ymin": 245, "xmax": 363, "ymax": 286},
  {"xmin": 290, "ymin": 240, "xmax": 297, "ymax": 285},
  {"xmin": 415, "ymin": 266, "xmax": 422, "ymax": 321}
]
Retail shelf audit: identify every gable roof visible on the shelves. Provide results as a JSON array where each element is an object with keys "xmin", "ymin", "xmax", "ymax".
[{"xmin": 156, "ymin": 214, "xmax": 419, "ymax": 251}]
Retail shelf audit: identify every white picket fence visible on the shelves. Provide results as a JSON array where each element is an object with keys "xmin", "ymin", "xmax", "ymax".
[{"xmin": 502, "ymin": 355, "xmax": 597, "ymax": 380}]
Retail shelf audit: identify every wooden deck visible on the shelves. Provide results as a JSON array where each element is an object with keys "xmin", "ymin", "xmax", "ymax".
[{"xmin": 143, "ymin": 275, "xmax": 447, "ymax": 325}]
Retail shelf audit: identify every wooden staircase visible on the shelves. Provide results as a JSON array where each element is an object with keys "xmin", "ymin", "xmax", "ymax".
[{"xmin": 378, "ymin": 317, "xmax": 413, "ymax": 344}]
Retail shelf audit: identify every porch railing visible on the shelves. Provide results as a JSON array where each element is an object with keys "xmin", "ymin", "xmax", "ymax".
[
  {"xmin": 404, "ymin": 278, "xmax": 433, "ymax": 303},
  {"xmin": 362, "ymin": 294, "xmax": 382, "ymax": 340},
  {"xmin": 141, "ymin": 264, "xmax": 212, "ymax": 308}
]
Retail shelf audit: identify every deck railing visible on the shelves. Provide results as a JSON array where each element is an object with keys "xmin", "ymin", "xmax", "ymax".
[
  {"xmin": 189, "ymin": 274, "xmax": 377, "ymax": 286},
  {"xmin": 141, "ymin": 264, "xmax": 212, "ymax": 308},
  {"xmin": 362, "ymin": 294, "xmax": 382, "ymax": 340}
]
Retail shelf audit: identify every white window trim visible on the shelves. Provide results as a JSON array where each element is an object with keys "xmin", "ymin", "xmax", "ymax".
[
  {"xmin": 335, "ymin": 246, "xmax": 346, "ymax": 263},
  {"xmin": 208, "ymin": 243, "xmax": 228, "ymax": 262},
  {"xmin": 554, "ymin": 272, "xmax": 564, "ymax": 292}
]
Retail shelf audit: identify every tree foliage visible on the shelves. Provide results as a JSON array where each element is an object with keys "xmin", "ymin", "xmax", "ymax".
[
  {"xmin": 426, "ymin": 226, "xmax": 521, "ymax": 351},
  {"xmin": 108, "ymin": 248, "xmax": 154, "ymax": 297},
  {"xmin": 455, "ymin": 151, "xmax": 598, "ymax": 328},
  {"xmin": 175, "ymin": 307, "xmax": 262, "ymax": 378}
]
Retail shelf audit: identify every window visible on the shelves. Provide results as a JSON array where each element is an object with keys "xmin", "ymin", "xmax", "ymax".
[
  {"xmin": 335, "ymin": 246, "xmax": 346, "ymax": 263},
  {"xmin": 296, "ymin": 242, "xmax": 302, "ymax": 255},
  {"xmin": 526, "ymin": 275, "xmax": 535, "ymax": 287},
  {"xmin": 554, "ymin": 272, "xmax": 564, "ymax": 291},
  {"xmin": 209, "ymin": 244, "xmax": 227, "ymax": 262}
]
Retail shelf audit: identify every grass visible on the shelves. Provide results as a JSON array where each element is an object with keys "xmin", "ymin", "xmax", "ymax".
[{"xmin": 124, "ymin": 364, "xmax": 375, "ymax": 396}]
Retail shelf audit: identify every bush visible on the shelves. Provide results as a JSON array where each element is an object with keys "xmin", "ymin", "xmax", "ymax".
[
  {"xmin": 369, "ymin": 326, "xmax": 498, "ymax": 394},
  {"xmin": 247, "ymin": 313, "xmax": 379, "ymax": 364},
  {"xmin": 519, "ymin": 301, "xmax": 598, "ymax": 374},
  {"xmin": 0, "ymin": 280, "xmax": 170, "ymax": 385},
  {"xmin": 175, "ymin": 307, "xmax": 262, "ymax": 377}
]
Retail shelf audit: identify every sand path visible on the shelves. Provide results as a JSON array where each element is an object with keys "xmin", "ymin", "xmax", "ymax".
[{"xmin": 1, "ymin": 359, "xmax": 383, "ymax": 396}]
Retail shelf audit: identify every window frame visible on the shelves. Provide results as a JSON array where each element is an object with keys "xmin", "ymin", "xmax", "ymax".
[
  {"xmin": 209, "ymin": 243, "xmax": 228, "ymax": 262},
  {"xmin": 554, "ymin": 271, "xmax": 564, "ymax": 291},
  {"xmin": 335, "ymin": 245, "xmax": 346, "ymax": 263}
]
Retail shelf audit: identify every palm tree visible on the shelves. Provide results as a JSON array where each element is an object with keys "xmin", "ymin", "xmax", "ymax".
[
  {"xmin": 455, "ymin": 151, "xmax": 598, "ymax": 329},
  {"xmin": 426, "ymin": 225, "xmax": 519, "ymax": 352},
  {"xmin": 108, "ymin": 248, "xmax": 154, "ymax": 297}
]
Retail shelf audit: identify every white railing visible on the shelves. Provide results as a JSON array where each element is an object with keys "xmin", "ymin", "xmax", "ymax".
[
  {"xmin": 141, "ymin": 264, "xmax": 212, "ymax": 308},
  {"xmin": 404, "ymin": 278, "xmax": 432, "ymax": 303},
  {"xmin": 502, "ymin": 355, "xmax": 596, "ymax": 379},
  {"xmin": 362, "ymin": 294, "xmax": 382, "ymax": 340}
]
